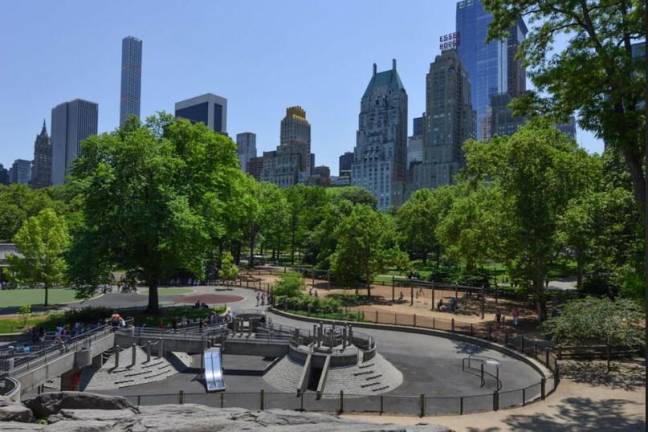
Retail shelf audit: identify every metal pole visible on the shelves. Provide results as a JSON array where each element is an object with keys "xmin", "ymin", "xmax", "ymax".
[
  {"xmin": 419, "ymin": 394, "xmax": 425, "ymax": 417},
  {"xmin": 131, "ymin": 343, "xmax": 137, "ymax": 367}
]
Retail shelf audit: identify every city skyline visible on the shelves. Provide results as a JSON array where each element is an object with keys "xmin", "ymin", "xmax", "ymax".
[{"xmin": 1, "ymin": 0, "xmax": 603, "ymax": 174}]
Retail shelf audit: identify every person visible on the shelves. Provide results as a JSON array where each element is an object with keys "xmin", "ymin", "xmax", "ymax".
[
  {"xmin": 172, "ymin": 318, "xmax": 177, "ymax": 332},
  {"xmin": 38, "ymin": 327, "xmax": 46, "ymax": 344},
  {"xmin": 30, "ymin": 327, "xmax": 39, "ymax": 345},
  {"xmin": 110, "ymin": 313, "xmax": 121, "ymax": 331},
  {"xmin": 55, "ymin": 324, "xmax": 64, "ymax": 344},
  {"xmin": 313, "ymin": 289, "xmax": 318, "ymax": 298},
  {"xmin": 198, "ymin": 319, "xmax": 204, "ymax": 332},
  {"xmin": 256, "ymin": 292, "xmax": 260, "ymax": 306},
  {"xmin": 194, "ymin": 300, "xmax": 200, "ymax": 309},
  {"xmin": 495, "ymin": 309, "xmax": 502, "ymax": 325},
  {"xmin": 512, "ymin": 308, "xmax": 519, "ymax": 327},
  {"xmin": 437, "ymin": 298, "xmax": 444, "ymax": 311},
  {"xmin": 398, "ymin": 291, "xmax": 404, "ymax": 302},
  {"xmin": 261, "ymin": 294, "xmax": 266, "ymax": 306}
]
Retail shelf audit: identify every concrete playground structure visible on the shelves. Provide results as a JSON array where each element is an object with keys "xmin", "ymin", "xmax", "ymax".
[{"xmin": 0, "ymin": 286, "xmax": 554, "ymax": 417}]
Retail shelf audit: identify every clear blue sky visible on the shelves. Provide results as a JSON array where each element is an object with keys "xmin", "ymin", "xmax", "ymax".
[{"xmin": 0, "ymin": 0, "xmax": 602, "ymax": 173}]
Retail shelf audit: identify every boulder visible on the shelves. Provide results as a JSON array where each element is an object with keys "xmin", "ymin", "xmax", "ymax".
[
  {"xmin": 0, "ymin": 397, "xmax": 34, "ymax": 423},
  {"xmin": 23, "ymin": 392, "xmax": 139, "ymax": 418}
]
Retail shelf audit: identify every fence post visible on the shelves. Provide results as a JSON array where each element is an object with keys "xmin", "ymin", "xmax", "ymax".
[
  {"xmin": 375, "ymin": 310, "xmax": 378, "ymax": 323},
  {"xmin": 394, "ymin": 313, "xmax": 397, "ymax": 325},
  {"xmin": 432, "ymin": 317, "xmax": 435, "ymax": 329},
  {"xmin": 338, "ymin": 390, "xmax": 344, "ymax": 414},
  {"xmin": 410, "ymin": 286, "xmax": 414, "ymax": 306},
  {"xmin": 522, "ymin": 388, "xmax": 526, "ymax": 406},
  {"xmin": 380, "ymin": 395, "xmax": 384, "ymax": 415},
  {"xmin": 178, "ymin": 390, "xmax": 184, "ymax": 404},
  {"xmin": 220, "ymin": 392, "xmax": 224, "ymax": 408},
  {"xmin": 260, "ymin": 389, "xmax": 265, "ymax": 410},
  {"xmin": 521, "ymin": 336, "xmax": 525, "ymax": 353},
  {"xmin": 545, "ymin": 348, "xmax": 550, "ymax": 366},
  {"xmin": 137, "ymin": 395, "xmax": 141, "ymax": 406},
  {"xmin": 459, "ymin": 396, "xmax": 464, "ymax": 415},
  {"xmin": 540, "ymin": 378, "xmax": 546, "ymax": 400},
  {"xmin": 493, "ymin": 391, "xmax": 499, "ymax": 411},
  {"xmin": 451, "ymin": 318, "xmax": 455, "ymax": 332},
  {"xmin": 391, "ymin": 277, "xmax": 395, "ymax": 302},
  {"xmin": 419, "ymin": 394, "xmax": 425, "ymax": 417},
  {"xmin": 413, "ymin": 314, "xmax": 417, "ymax": 327},
  {"xmin": 300, "ymin": 391, "xmax": 305, "ymax": 411},
  {"xmin": 431, "ymin": 286, "xmax": 435, "ymax": 311}
]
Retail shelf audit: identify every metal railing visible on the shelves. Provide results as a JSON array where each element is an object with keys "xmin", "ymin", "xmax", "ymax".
[{"xmin": 120, "ymin": 381, "xmax": 555, "ymax": 416}]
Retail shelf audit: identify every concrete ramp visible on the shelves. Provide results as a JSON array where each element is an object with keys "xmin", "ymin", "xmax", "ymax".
[{"xmin": 204, "ymin": 347, "xmax": 225, "ymax": 392}]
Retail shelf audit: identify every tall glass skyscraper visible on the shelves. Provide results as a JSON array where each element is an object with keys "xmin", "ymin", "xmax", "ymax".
[
  {"xmin": 120, "ymin": 36, "xmax": 142, "ymax": 126},
  {"xmin": 51, "ymin": 99, "xmax": 98, "ymax": 185},
  {"xmin": 456, "ymin": 0, "xmax": 526, "ymax": 139}
]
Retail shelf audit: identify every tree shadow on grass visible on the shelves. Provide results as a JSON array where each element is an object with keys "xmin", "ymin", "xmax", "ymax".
[
  {"xmin": 561, "ymin": 360, "xmax": 645, "ymax": 392},
  {"xmin": 465, "ymin": 397, "xmax": 645, "ymax": 432}
]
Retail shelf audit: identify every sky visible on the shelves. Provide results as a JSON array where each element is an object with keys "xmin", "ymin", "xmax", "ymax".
[{"xmin": 0, "ymin": 0, "xmax": 603, "ymax": 174}]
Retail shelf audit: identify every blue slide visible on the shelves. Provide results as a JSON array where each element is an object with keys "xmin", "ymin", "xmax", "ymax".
[{"xmin": 204, "ymin": 347, "xmax": 225, "ymax": 392}]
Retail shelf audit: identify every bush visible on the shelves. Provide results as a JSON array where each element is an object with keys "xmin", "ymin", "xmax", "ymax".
[{"xmin": 273, "ymin": 272, "xmax": 304, "ymax": 298}]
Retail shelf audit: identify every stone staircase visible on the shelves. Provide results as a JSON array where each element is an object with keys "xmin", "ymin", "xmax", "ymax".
[{"xmin": 81, "ymin": 346, "xmax": 179, "ymax": 390}]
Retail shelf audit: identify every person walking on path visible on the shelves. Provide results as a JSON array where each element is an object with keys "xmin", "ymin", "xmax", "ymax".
[{"xmin": 512, "ymin": 308, "xmax": 520, "ymax": 327}]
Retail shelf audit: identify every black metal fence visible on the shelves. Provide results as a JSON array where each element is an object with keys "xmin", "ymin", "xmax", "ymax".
[{"xmin": 123, "ymin": 380, "xmax": 555, "ymax": 416}]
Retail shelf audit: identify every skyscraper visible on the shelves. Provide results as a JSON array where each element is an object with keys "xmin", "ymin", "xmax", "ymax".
[
  {"xmin": 51, "ymin": 99, "xmax": 98, "ymax": 185},
  {"xmin": 236, "ymin": 132, "xmax": 257, "ymax": 172},
  {"xmin": 31, "ymin": 120, "xmax": 52, "ymax": 188},
  {"xmin": 9, "ymin": 159, "xmax": 32, "ymax": 184},
  {"xmin": 120, "ymin": 36, "xmax": 143, "ymax": 126},
  {"xmin": 338, "ymin": 151, "xmax": 354, "ymax": 177},
  {"xmin": 175, "ymin": 94, "xmax": 228, "ymax": 134},
  {"xmin": 279, "ymin": 106, "xmax": 311, "ymax": 177},
  {"xmin": 0, "ymin": 164, "xmax": 8, "ymax": 185},
  {"xmin": 408, "ymin": 50, "xmax": 474, "ymax": 193},
  {"xmin": 407, "ymin": 115, "xmax": 425, "ymax": 169},
  {"xmin": 352, "ymin": 60, "xmax": 408, "ymax": 210},
  {"xmin": 456, "ymin": 0, "xmax": 527, "ymax": 139}
]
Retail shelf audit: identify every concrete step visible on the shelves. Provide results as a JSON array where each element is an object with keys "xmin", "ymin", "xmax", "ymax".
[
  {"xmin": 372, "ymin": 386, "xmax": 390, "ymax": 392},
  {"xmin": 361, "ymin": 381, "xmax": 380, "ymax": 388},
  {"xmin": 366, "ymin": 374, "xmax": 382, "ymax": 381},
  {"xmin": 353, "ymin": 371, "xmax": 373, "ymax": 376},
  {"xmin": 358, "ymin": 363, "xmax": 374, "ymax": 369}
]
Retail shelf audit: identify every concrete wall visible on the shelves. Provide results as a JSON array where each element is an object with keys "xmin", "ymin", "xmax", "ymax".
[{"xmin": 16, "ymin": 332, "xmax": 114, "ymax": 393}]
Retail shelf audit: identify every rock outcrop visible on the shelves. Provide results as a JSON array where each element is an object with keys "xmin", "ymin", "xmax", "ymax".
[
  {"xmin": 1, "ymin": 392, "xmax": 451, "ymax": 431},
  {"xmin": 23, "ymin": 391, "xmax": 139, "ymax": 418},
  {"xmin": 0, "ymin": 397, "xmax": 33, "ymax": 423}
]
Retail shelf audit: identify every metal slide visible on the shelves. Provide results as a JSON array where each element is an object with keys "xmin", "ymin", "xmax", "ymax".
[{"xmin": 204, "ymin": 347, "xmax": 225, "ymax": 392}]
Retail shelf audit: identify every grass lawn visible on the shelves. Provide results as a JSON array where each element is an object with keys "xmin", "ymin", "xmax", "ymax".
[
  {"xmin": 139, "ymin": 287, "xmax": 193, "ymax": 296},
  {"xmin": 0, "ymin": 288, "xmax": 81, "ymax": 308},
  {"xmin": 0, "ymin": 314, "xmax": 51, "ymax": 334}
]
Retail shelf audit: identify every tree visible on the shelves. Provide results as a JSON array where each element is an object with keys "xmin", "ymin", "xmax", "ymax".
[
  {"xmin": 396, "ymin": 187, "xmax": 455, "ymax": 265},
  {"xmin": 436, "ymin": 184, "xmax": 505, "ymax": 273},
  {"xmin": 259, "ymin": 184, "xmax": 290, "ymax": 261},
  {"xmin": 460, "ymin": 121, "xmax": 597, "ymax": 319},
  {"xmin": 330, "ymin": 204, "xmax": 394, "ymax": 296},
  {"xmin": 68, "ymin": 114, "xmax": 241, "ymax": 312},
  {"xmin": 8, "ymin": 208, "xmax": 70, "ymax": 306},
  {"xmin": 484, "ymin": 0, "xmax": 648, "ymax": 393},
  {"xmin": 0, "ymin": 184, "xmax": 62, "ymax": 241},
  {"xmin": 218, "ymin": 251, "xmax": 239, "ymax": 281},
  {"xmin": 543, "ymin": 297, "xmax": 644, "ymax": 370}
]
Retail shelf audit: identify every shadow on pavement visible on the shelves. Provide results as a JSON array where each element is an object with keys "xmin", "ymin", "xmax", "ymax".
[{"xmin": 466, "ymin": 397, "xmax": 645, "ymax": 432}]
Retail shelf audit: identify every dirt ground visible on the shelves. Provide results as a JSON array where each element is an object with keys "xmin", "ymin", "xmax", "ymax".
[{"xmin": 345, "ymin": 359, "xmax": 646, "ymax": 431}]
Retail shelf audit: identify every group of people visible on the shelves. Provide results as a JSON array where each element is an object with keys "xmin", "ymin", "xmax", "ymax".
[
  {"xmin": 256, "ymin": 292, "xmax": 272, "ymax": 306},
  {"xmin": 307, "ymin": 287, "xmax": 318, "ymax": 297},
  {"xmin": 495, "ymin": 307, "xmax": 520, "ymax": 327}
]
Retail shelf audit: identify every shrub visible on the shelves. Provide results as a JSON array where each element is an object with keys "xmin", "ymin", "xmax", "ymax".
[{"xmin": 273, "ymin": 272, "xmax": 304, "ymax": 298}]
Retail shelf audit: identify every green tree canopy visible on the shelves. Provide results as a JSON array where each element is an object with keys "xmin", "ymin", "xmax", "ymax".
[
  {"xmin": 68, "ymin": 114, "xmax": 241, "ymax": 312},
  {"xmin": 8, "ymin": 208, "xmax": 70, "ymax": 306},
  {"xmin": 396, "ymin": 187, "xmax": 455, "ymax": 265}
]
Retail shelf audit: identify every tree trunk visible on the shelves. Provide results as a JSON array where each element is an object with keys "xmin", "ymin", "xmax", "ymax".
[
  {"xmin": 576, "ymin": 252, "xmax": 584, "ymax": 290},
  {"xmin": 534, "ymin": 276, "xmax": 546, "ymax": 322},
  {"xmin": 249, "ymin": 234, "xmax": 255, "ymax": 268},
  {"xmin": 147, "ymin": 279, "xmax": 159, "ymax": 314},
  {"xmin": 643, "ymin": 2, "xmax": 648, "ymax": 420}
]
